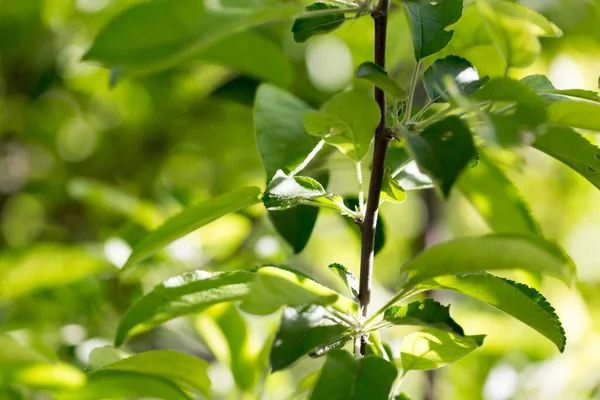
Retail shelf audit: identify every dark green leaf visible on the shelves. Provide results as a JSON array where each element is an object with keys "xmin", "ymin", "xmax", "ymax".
[
  {"xmin": 310, "ymin": 350, "xmax": 398, "ymax": 400},
  {"xmin": 328, "ymin": 263, "xmax": 359, "ymax": 301},
  {"xmin": 520, "ymin": 74, "xmax": 556, "ymax": 92},
  {"xmin": 405, "ymin": 116, "xmax": 475, "ymax": 197},
  {"xmin": 240, "ymin": 266, "xmax": 356, "ymax": 316},
  {"xmin": 304, "ymin": 91, "xmax": 380, "ymax": 161},
  {"xmin": 400, "ymin": 329, "xmax": 484, "ymax": 372},
  {"xmin": 423, "ymin": 56, "xmax": 489, "ymax": 103},
  {"xmin": 457, "ymin": 151, "xmax": 540, "ymax": 235},
  {"xmin": 355, "ymin": 62, "xmax": 406, "ymax": 99},
  {"xmin": 406, "ymin": 0, "xmax": 463, "ymax": 60},
  {"xmin": 263, "ymin": 170, "xmax": 327, "ymax": 210},
  {"xmin": 83, "ymin": 0, "xmax": 301, "ymax": 75},
  {"xmin": 533, "ymin": 126, "xmax": 600, "ymax": 190},
  {"xmin": 473, "ymin": 77, "xmax": 547, "ymax": 145},
  {"xmin": 398, "ymin": 234, "xmax": 575, "ymax": 291},
  {"xmin": 125, "ymin": 186, "xmax": 261, "ymax": 268},
  {"xmin": 271, "ymin": 305, "xmax": 349, "ymax": 371},
  {"xmin": 254, "ymin": 84, "xmax": 321, "ymax": 180},
  {"xmin": 292, "ymin": 3, "xmax": 346, "ymax": 43},
  {"xmin": 115, "ymin": 270, "xmax": 254, "ymax": 346},
  {"xmin": 404, "ymin": 273, "xmax": 566, "ymax": 351},
  {"xmin": 384, "ymin": 298, "xmax": 464, "ymax": 335}
]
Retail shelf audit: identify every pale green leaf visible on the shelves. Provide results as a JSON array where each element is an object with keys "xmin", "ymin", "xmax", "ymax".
[
  {"xmin": 328, "ymin": 263, "xmax": 359, "ymax": 301},
  {"xmin": 125, "ymin": 186, "xmax": 261, "ymax": 268},
  {"xmin": 533, "ymin": 126, "xmax": 600, "ymax": 190},
  {"xmin": 115, "ymin": 270, "xmax": 254, "ymax": 346},
  {"xmin": 263, "ymin": 170, "xmax": 327, "ymax": 210},
  {"xmin": 400, "ymin": 329, "xmax": 484, "ymax": 372},
  {"xmin": 547, "ymin": 100, "xmax": 600, "ymax": 132},
  {"xmin": 381, "ymin": 170, "xmax": 407, "ymax": 203},
  {"xmin": 240, "ymin": 266, "xmax": 356, "ymax": 316},
  {"xmin": 398, "ymin": 234, "xmax": 575, "ymax": 290}
]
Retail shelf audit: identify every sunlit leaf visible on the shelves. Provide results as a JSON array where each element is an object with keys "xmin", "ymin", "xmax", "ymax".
[
  {"xmin": 533, "ymin": 126, "xmax": 600, "ymax": 190},
  {"xmin": 398, "ymin": 234, "xmax": 575, "ymax": 291},
  {"xmin": 400, "ymin": 329, "xmax": 484, "ymax": 372},
  {"xmin": 380, "ymin": 169, "xmax": 407, "ymax": 203},
  {"xmin": 328, "ymin": 263, "xmax": 359, "ymax": 301},
  {"xmin": 405, "ymin": 116, "xmax": 475, "ymax": 197},
  {"xmin": 87, "ymin": 346, "xmax": 130, "ymax": 371},
  {"xmin": 304, "ymin": 91, "xmax": 380, "ymax": 161},
  {"xmin": 271, "ymin": 304, "xmax": 349, "ymax": 371},
  {"xmin": 310, "ymin": 350, "xmax": 398, "ymax": 400},
  {"xmin": 292, "ymin": 2, "xmax": 346, "ymax": 43},
  {"xmin": 124, "ymin": 186, "xmax": 261, "ymax": 268},
  {"xmin": 0, "ymin": 335, "xmax": 48, "ymax": 367},
  {"xmin": 115, "ymin": 270, "xmax": 254, "ymax": 346},
  {"xmin": 255, "ymin": 84, "xmax": 321, "ymax": 179},
  {"xmin": 402, "ymin": 273, "xmax": 566, "ymax": 351},
  {"xmin": 263, "ymin": 170, "xmax": 327, "ymax": 210},
  {"xmin": 240, "ymin": 266, "xmax": 356, "ymax": 316},
  {"xmin": 384, "ymin": 298, "xmax": 464, "ymax": 335},
  {"xmin": 406, "ymin": 0, "xmax": 463, "ymax": 60},
  {"xmin": 547, "ymin": 100, "xmax": 600, "ymax": 132}
]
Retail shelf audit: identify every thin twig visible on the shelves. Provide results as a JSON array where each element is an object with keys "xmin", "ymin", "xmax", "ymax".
[{"xmin": 356, "ymin": 0, "xmax": 391, "ymax": 357}]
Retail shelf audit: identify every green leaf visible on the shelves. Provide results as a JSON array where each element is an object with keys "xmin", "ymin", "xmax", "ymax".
[
  {"xmin": 255, "ymin": 84, "xmax": 321, "ymax": 180},
  {"xmin": 304, "ymin": 91, "xmax": 381, "ymax": 161},
  {"xmin": 396, "ymin": 394, "xmax": 412, "ymax": 400},
  {"xmin": 533, "ymin": 126, "xmax": 600, "ymax": 190},
  {"xmin": 400, "ymin": 329, "xmax": 485, "ymax": 372},
  {"xmin": 355, "ymin": 62, "xmax": 406, "ymax": 99},
  {"xmin": 547, "ymin": 100, "xmax": 600, "ymax": 132},
  {"xmin": 292, "ymin": 2, "xmax": 346, "ymax": 43},
  {"xmin": 405, "ymin": 116, "xmax": 475, "ymax": 197},
  {"xmin": 343, "ymin": 198, "xmax": 387, "ymax": 255},
  {"xmin": 384, "ymin": 298, "xmax": 464, "ymax": 335},
  {"xmin": 0, "ymin": 335, "xmax": 47, "ymax": 367},
  {"xmin": 404, "ymin": 274, "xmax": 566, "ymax": 351},
  {"xmin": 92, "ymin": 350, "xmax": 210, "ymax": 396},
  {"xmin": 11, "ymin": 363, "xmax": 85, "ymax": 391},
  {"xmin": 240, "ymin": 266, "xmax": 356, "ymax": 316},
  {"xmin": 398, "ymin": 234, "xmax": 575, "ymax": 291},
  {"xmin": 268, "ymin": 171, "xmax": 329, "ymax": 253},
  {"xmin": 406, "ymin": 0, "xmax": 463, "ymax": 60},
  {"xmin": 199, "ymin": 31, "xmax": 292, "ymax": 88},
  {"xmin": 422, "ymin": 56, "xmax": 489, "ymax": 103},
  {"xmin": 125, "ymin": 186, "xmax": 261, "ymax": 268},
  {"xmin": 115, "ymin": 270, "xmax": 254, "ymax": 346},
  {"xmin": 328, "ymin": 263, "xmax": 359, "ymax": 301},
  {"xmin": 62, "ymin": 371, "xmax": 191, "ymax": 400},
  {"xmin": 87, "ymin": 347, "xmax": 130, "ymax": 371},
  {"xmin": 83, "ymin": 0, "xmax": 301, "ymax": 74},
  {"xmin": 381, "ymin": 169, "xmax": 407, "ymax": 203},
  {"xmin": 310, "ymin": 350, "xmax": 398, "ymax": 400},
  {"xmin": 473, "ymin": 77, "xmax": 546, "ymax": 145},
  {"xmin": 195, "ymin": 304, "xmax": 258, "ymax": 390},
  {"xmin": 0, "ymin": 245, "xmax": 108, "ymax": 300},
  {"xmin": 271, "ymin": 305, "xmax": 349, "ymax": 371},
  {"xmin": 263, "ymin": 170, "xmax": 327, "ymax": 210},
  {"xmin": 457, "ymin": 151, "xmax": 540, "ymax": 235},
  {"xmin": 521, "ymin": 75, "xmax": 600, "ymax": 102}
]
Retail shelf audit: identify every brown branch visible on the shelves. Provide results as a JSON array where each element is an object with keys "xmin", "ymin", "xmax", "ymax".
[{"xmin": 357, "ymin": 0, "xmax": 391, "ymax": 356}]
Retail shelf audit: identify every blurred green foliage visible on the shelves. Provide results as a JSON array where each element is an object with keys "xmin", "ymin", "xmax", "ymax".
[{"xmin": 1, "ymin": 0, "xmax": 600, "ymax": 399}]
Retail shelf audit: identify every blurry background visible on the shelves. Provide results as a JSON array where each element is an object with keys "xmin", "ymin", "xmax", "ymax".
[{"xmin": 1, "ymin": 0, "xmax": 600, "ymax": 399}]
